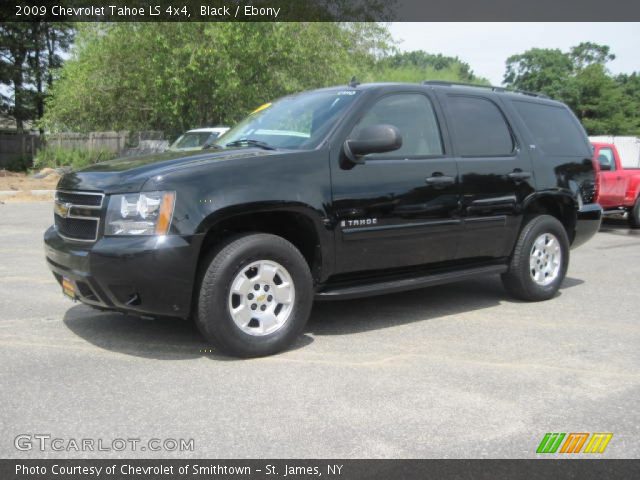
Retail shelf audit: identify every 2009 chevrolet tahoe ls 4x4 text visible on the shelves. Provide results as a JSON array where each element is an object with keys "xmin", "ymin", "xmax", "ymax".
[{"xmin": 44, "ymin": 81, "xmax": 602, "ymax": 357}]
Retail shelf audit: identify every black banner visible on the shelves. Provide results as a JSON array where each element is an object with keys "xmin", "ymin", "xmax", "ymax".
[
  {"xmin": 1, "ymin": 0, "xmax": 640, "ymax": 22},
  {"xmin": 2, "ymin": 459, "xmax": 640, "ymax": 480}
]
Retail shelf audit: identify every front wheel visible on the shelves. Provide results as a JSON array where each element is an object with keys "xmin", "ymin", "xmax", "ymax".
[
  {"xmin": 196, "ymin": 233, "xmax": 313, "ymax": 357},
  {"xmin": 628, "ymin": 197, "xmax": 640, "ymax": 229},
  {"xmin": 501, "ymin": 215, "xmax": 570, "ymax": 302}
]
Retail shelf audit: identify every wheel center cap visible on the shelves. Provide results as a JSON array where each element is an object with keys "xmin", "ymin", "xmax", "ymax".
[{"xmin": 256, "ymin": 294, "xmax": 266, "ymax": 302}]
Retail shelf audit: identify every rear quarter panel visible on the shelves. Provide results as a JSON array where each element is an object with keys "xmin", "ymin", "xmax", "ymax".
[{"xmin": 503, "ymin": 98, "xmax": 595, "ymax": 206}]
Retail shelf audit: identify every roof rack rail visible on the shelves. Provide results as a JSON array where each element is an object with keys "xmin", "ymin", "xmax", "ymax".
[{"xmin": 422, "ymin": 80, "xmax": 549, "ymax": 99}]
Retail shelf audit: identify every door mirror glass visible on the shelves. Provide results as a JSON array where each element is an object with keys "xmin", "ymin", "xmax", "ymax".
[
  {"xmin": 597, "ymin": 154, "xmax": 611, "ymax": 171},
  {"xmin": 597, "ymin": 148, "xmax": 615, "ymax": 171},
  {"xmin": 343, "ymin": 124, "xmax": 402, "ymax": 165}
]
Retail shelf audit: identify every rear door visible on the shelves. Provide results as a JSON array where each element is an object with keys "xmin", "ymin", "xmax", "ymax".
[
  {"xmin": 437, "ymin": 92, "xmax": 535, "ymax": 260},
  {"xmin": 330, "ymin": 90, "xmax": 460, "ymax": 274}
]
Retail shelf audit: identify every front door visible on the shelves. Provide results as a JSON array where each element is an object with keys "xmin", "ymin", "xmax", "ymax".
[
  {"xmin": 595, "ymin": 146, "xmax": 623, "ymax": 208},
  {"xmin": 330, "ymin": 92, "xmax": 460, "ymax": 274}
]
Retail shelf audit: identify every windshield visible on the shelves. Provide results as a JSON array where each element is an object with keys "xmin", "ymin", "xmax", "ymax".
[
  {"xmin": 217, "ymin": 89, "xmax": 361, "ymax": 150},
  {"xmin": 172, "ymin": 132, "xmax": 216, "ymax": 149}
]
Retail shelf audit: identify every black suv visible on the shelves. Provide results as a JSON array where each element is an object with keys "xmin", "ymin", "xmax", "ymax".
[{"xmin": 44, "ymin": 82, "xmax": 602, "ymax": 357}]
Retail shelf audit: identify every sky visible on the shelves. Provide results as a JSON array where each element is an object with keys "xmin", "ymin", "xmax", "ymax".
[{"xmin": 388, "ymin": 23, "xmax": 640, "ymax": 85}]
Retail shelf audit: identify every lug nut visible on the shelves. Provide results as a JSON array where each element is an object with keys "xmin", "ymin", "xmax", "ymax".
[
  {"xmin": 264, "ymin": 285, "xmax": 270, "ymax": 292},
  {"xmin": 251, "ymin": 304, "xmax": 257, "ymax": 310},
  {"xmin": 260, "ymin": 305, "xmax": 267, "ymax": 311},
  {"xmin": 248, "ymin": 293, "xmax": 254, "ymax": 300},
  {"xmin": 254, "ymin": 284, "xmax": 260, "ymax": 291},
  {"xmin": 267, "ymin": 295, "xmax": 273, "ymax": 302}
]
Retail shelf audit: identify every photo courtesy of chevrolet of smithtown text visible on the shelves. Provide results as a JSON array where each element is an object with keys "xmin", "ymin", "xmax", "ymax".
[{"xmin": 0, "ymin": 0, "xmax": 639, "ymax": 479}]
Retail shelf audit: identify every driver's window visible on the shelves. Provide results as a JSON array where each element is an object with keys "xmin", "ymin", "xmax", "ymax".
[
  {"xmin": 351, "ymin": 94, "xmax": 443, "ymax": 158},
  {"xmin": 598, "ymin": 148, "xmax": 616, "ymax": 171}
]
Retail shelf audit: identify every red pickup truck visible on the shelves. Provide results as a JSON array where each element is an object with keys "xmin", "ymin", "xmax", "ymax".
[{"xmin": 592, "ymin": 142, "xmax": 640, "ymax": 227}]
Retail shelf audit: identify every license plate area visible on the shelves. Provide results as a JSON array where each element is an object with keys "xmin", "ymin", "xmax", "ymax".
[{"xmin": 61, "ymin": 277, "xmax": 76, "ymax": 299}]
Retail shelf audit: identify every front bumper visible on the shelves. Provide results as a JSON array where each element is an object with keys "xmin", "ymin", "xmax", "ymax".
[
  {"xmin": 572, "ymin": 203, "xmax": 602, "ymax": 249},
  {"xmin": 44, "ymin": 226, "xmax": 204, "ymax": 318}
]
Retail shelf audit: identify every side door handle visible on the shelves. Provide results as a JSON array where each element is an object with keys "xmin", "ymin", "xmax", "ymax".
[
  {"xmin": 507, "ymin": 170, "xmax": 532, "ymax": 181},
  {"xmin": 425, "ymin": 174, "xmax": 455, "ymax": 187}
]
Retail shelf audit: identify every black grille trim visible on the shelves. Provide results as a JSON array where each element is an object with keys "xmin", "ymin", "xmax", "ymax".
[{"xmin": 55, "ymin": 216, "xmax": 99, "ymax": 241}]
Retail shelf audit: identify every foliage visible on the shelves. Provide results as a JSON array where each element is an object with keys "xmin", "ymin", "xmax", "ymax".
[
  {"xmin": 34, "ymin": 146, "xmax": 117, "ymax": 170},
  {"xmin": 41, "ymin": 23, "xmax": 493, "ymax": 137},
  {"xmin": 0, "ymin": 23, "xmax": 74, "ymax": 131},
  {"xmin": 615, "ymin": 72, "xmax": 640, "ymax": 134},
  {"xmin": 40, "ymin": 23, "xmax": 393, "ymax": 138},
  {"xmin": 504, "ymin": 42, "xmax": 640, "ymax": 135},
  {"xmin": 371, "ymin": 51, "xmax": 488, "ymax": 84}
]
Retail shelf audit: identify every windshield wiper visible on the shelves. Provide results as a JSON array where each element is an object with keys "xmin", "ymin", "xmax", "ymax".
[{"xmin": 224, "ymin": 139, "xmax": 277, "ymax": 150}]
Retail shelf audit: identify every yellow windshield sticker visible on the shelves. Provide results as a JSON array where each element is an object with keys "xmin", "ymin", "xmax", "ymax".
[{"xmin": 251, "ymin": 103, "xmax": 272, "ymax": 115}]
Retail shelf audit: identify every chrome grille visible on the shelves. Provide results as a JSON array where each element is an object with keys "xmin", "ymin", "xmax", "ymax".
[
  {"xmin": 54, "ymin": 190, "xmax": 104, "ymax": 242},
  {"xmin": 56, "ymin": 190, "xmax": 103, "ymax": 207}
]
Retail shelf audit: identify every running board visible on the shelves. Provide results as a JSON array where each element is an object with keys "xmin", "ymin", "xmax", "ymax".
[
  {"xmin": 602, "ymin": 209, "xmax": 628, "ymax": 218},
  {"xmin": 315, "ymin": 264, "xmax": 508, "ymax": 301}
]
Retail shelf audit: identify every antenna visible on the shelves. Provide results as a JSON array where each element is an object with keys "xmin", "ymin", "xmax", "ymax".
[{"xmin": 349, "ymin": 76, "xmax": 360, "ymax": 88}]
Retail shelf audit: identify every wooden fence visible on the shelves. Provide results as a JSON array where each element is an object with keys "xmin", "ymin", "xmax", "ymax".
[
  {"xmin": 0, "ymin": 131, "xmax": 164, "ymax": 169},
  {"xmin": 0, "ymin": 133, "xmax": 42, "ymax": 169},
  {"xmin": 46, "ymin": 131, "xmax": 164, "ymax": 151},
  {"xmin": 46, "ymin": 131, "xmax": 129, "ymax": 152}
]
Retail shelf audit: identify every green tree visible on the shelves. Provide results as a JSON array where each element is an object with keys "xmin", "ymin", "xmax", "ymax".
[
  {"xmin": 0, "ymin": 24, "xmax": 36, "ymax": 130},
  {"xmin": 0, "ymin": 22, "xmax": 74, "ymax": 131},
  {"xmin": 41, "ymin": 22, "xmax": 392, "ymax": 137},
  {"xmin": 571, "ymin": 64, "xmax": 627, "ymax": 134},
  {"xmin": 369, "ymin": 50, "xmax": 488, "ymax": 84},
  {"xmin": 616, "ymin": 72, "xmax": 640, "ymax": 134},
  {"xmin": 503, "ymin": 42, "xmax": 640, "ymax": 136},
  {"xmin": 503, "ymin": 48, "xmax": 573, "ymax": 98},
  {"xmin": 569, "ymin": 42, "xmax": 615, "ymax": 70}
]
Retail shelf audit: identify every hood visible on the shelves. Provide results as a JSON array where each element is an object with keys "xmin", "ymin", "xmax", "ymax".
[{"xmin": 56, "ymin": 148, "xmax": 278, "ymax": 193}]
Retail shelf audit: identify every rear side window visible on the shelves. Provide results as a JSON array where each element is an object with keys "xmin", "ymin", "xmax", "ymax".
[
  {"xmin": 512, "ymin": 101, "xmax": 588, "ymax": 156},
  {"xmin": 446, "ymin": 96, "xmax": 514, "ymax": 157}
]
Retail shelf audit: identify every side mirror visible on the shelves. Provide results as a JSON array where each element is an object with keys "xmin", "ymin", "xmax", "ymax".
[
  {"xmin": 201, "ymin": 134, "xmax": 220, "ymax": 150},
  {"xmin": 597, "ymin": 155, "xmax": 611, "ymax": 171},
  {"xmin": 343, "ymin": 124, "xmax": 402, "ymax": 166}
]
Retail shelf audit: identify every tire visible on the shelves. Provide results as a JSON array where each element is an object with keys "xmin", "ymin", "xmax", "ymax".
[
  {"xmin": 196, "ymin": 233, "xmax": 313, "ymax": 358},
  {"xmin": 628, "ymin": 197, "xmax": 640, "ymax": 229},
  {"xmin": 501, "ymin": 215, "xmax": 570, "ymax": 302}
]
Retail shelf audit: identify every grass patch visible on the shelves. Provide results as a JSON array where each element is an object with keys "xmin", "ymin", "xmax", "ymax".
[{"xmin": 34, "ymin": 146, "xmax": 117, "ymax": 170}]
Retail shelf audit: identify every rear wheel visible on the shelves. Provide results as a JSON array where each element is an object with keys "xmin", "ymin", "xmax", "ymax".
[
  {"xmin": 196, "ymin": 233, "xmax": 313, "ymax": 357},
  {"xmin": 502, "ymin": 215, "xmax": 570, "ymax": 301},
  {"xmin": 628, "ymin": 197, "xmax": 640, "ymax": 229}
]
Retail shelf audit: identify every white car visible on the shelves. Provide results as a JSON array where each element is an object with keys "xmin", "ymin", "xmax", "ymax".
[{"xmin": 168, "ymin": 127, "xmax": 230, "ymax": 152}]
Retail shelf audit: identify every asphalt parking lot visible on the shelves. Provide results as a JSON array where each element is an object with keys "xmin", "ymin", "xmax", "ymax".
[{"xmin": 1, "ymin": 201, "xmax": 639, "ymax": 459}]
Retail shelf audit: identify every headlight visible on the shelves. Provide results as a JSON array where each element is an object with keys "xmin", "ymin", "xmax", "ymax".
[{"xmin": 105, "ymin": 191, "xmax": 175, "ymax": 236}]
